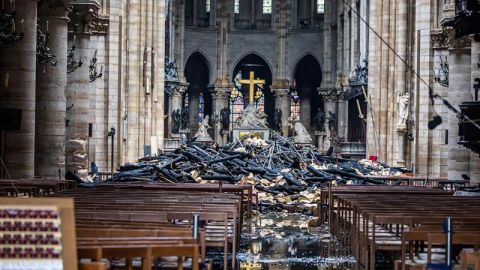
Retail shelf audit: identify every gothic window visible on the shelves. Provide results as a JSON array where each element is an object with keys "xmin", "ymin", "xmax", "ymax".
[
  {"xmin": 290, "ymin": 87, "xmax": 301, "ymax": 120},
  {"xmin": 199, "ymin": 93, "xmax": 205, "ymax": 122},
  {"xmin": 317, "ymin": 0, "xmax": 325, "ymax": 13},
  {"xmin": 263, "ymin": 0, "xmax": 272, "ymax": 14},
  {"xmin": 184, "ymin": 94, "xmax": 189, "ymax": 108},
  {"xmin": 234, "ymin": 0, "xmax": 240, "ymax": 14},
  {"xmin": 206, "ymin": 0, "xmax": 210, "ymax": 12}
]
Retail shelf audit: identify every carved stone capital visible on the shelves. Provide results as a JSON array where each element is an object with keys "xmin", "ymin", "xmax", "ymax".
[
  {"xmin": 211, "ymin": 86, "xmax": 231, "ymax": 100},
  {"xmin": 175, "ymin": 82, "xmax": 188, "ymax": 96},
  {"xmin": 318, "ymin": 87, "xmax": 339, "ymax": 102},
  {"xmin": 272, "ymin": 88, "xmax": 289, "ymax": 99},
  {"xmin": 38, "ymin": 0, "xmax": 72, "ymax": 18},
  {"xmin": 91, "ymin": 14, "xmax": 109, "ymax": 35},
  {"xmin": 431, "ymin": 29, "xmax": 450, "ymax": 49},
  {"xmin": 443, "ymin": 27, "xmax": 472, "ymax": 50},
  {"xmin": 68, "ymin": 1, "xmax": 101, "ymax": 35}
]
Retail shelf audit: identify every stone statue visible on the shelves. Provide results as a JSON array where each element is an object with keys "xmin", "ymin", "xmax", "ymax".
[
  {"xmin": 220, "ymin": 107, "xmax": 230, "ymax": 131},
  {"xmin": 397, "ymin": 92, "xmax": 409, "ymax": 132},
  {"xmin": 327, "ymin": 111, "xmax": 337, "ymax": 133},
  {"xmin": 273, "ymin": 109, "xmax": 282, "ymax": 131},
  {"xmin": 195, "ymin": 115, "xmax": 213, "ymax": 142},
  {"xmin": 293, "ymin": 122, "xmax": 313, "ymax": 144},
  {"xmin": 313, "ymin": 109, "xmax": 326, "ymax": 132},
  {"xmin": 171, "ymin": 109, "xmax": 181, "ymax": 133},
  {"xmin": 234, "ymin": 104, "xmax": 268, "ymax": 129},
  {"xmin": 180, "ymin": 107, "xmax": 189, "ymax": 130}
]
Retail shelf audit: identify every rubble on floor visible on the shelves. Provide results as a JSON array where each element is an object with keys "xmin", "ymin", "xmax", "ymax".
[{"xmin": 95, "ymin": 134, "xmax": 406, "ymax": 206}]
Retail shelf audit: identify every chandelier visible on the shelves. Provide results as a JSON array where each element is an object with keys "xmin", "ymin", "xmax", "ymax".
[
  {"xmin": 36, "ymin": 20, "xmax": 56, "ymax": 67},
  {"xmin": 0, "ymin": 1, "xmax": 24, "ymax": 48},
  {"xmin": 67, "ymin": 35, "xmax": 82, "ymax": 74},
  {"xmin": 89, "ymin": 49, "xmax": 103, "ymax": 82},
  {"xmin": 433, "ymin": 55, "xmax": 449, "ymax": 88}
]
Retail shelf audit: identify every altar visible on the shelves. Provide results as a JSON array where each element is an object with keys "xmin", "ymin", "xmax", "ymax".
[
  {"xmin": 232, "ymin": 128, "xmax": 270, "ymax": 141},
  {"xmin": 231, "ymin": 71, "xmax": 271, "ymax": 142}
]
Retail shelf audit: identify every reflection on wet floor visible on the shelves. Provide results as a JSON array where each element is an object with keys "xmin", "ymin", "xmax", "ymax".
[{"xmin": 234, "ymin": 212, "xmax": 358, "ymax": 270}]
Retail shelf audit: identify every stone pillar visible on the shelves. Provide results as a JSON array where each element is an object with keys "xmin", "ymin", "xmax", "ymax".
[
  {"xmin": 0, "ymin": 0, "xmax": 37, "ymax": 178},
  {"xmin": 299, "ymin": 87, "xmax": 312, "ymax": 130},
  {"xmin": 272, "ymin": 88, "xmax": 290, "ymax": 136},
  {"xmin": 65, "ymin": 1, "xmax": 100, "ymax": 177},
  {"xmin": 319, "ymin": 87, "xmax": 338, "ymax": 151},
  {"xmin": 172, "ymin": 83, "xmax": 187, "ymax": 113},
  {"xmin": 447, "ymin": 41, "xmax": 472, "ymax": 180},
  {"xmin": 211, "ymin": 86, "xmax": 230, "ymax": 144},
  {"xmin": 35, "ymin": 3, "xmax": 70, "ymax": 177},
  {"xmin": 394, "ymin": 0, "xmax": 408, "ymax": 167},
  {"xmin": 188, "ymin": 86, "xmax": 201, "ymax": 134},
  {"xmin": 337, "ymin": 92, "xmax": 348, "ymax": 142}
]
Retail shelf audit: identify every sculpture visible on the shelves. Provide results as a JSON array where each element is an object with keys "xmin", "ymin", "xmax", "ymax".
[
  {"xmin": 327, "ymin": 111, "xmax": 337, "ymax": 133},
  {"xmin": 171, "ymin": 109, "xmax": 181, "ymax": 133},
  {"xmin": 220, "ymin": 107, "xmax": 230, "ymax": 131},
  {"xmin": 234, "ymin": 104, "xmax": 268, "ymax": 129},
  {"xmin": 273, "ymin": 109, "xmax": 282, "ymax": 131},
  {"xmin": 293, "ymin": 122, "xmax": 313, "ymax": 144},
  {"xmin": 195, "ymin": 115, "xmax": 213, "ymax": 142},
  {"xmin": 313, "ymin": 109, "xmax": 326, "ymax": 132},
  {"xmin": 397, "ymin": 92, "xmax": 409, "ymax": 132},
  {"xmin": 181, "ymin": 107, "xmax": 189, "ymax": 130}
]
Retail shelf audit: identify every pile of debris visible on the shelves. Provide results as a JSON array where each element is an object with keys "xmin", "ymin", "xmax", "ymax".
[{"xmin": 104, "ymin": 135, "xmax": 405, "ymax": 206}]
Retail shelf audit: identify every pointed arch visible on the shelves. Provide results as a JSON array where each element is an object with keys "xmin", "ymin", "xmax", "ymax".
[
  {"xmin": 291, "ymin": 52, "xmax": 323, "ymax": 84},
  {"xmin": 184, "ymin": 50, "xmax": 214, "ymax": 84},
  {"xmin": 231, "ymin": 51, "xmax": 274, "ymax": 80}
]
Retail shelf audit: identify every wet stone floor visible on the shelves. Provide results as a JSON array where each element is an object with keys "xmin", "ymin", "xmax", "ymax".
[{"xmin": 210, "ymin": 212, "xmax": 359, "ymax": 270}]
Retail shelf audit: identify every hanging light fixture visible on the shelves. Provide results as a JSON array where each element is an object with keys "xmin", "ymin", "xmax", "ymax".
[
  {"xmin": 36, "ymin": 20, "xmax": 56, "ymax": 67},
  {"xmin": 67, "ymin": 35, "xmax": 82, "ymax": 74},
  {"xmin": 0, "ymin": 0, "xmax": 24, "ymax": 48},
  {"xmin": 89, "ymin": 49, "xmax": 103, "ymax": 82},
  {"xmin": 432, "ymin": 55, "xmax": 449, "ymax": 87}
]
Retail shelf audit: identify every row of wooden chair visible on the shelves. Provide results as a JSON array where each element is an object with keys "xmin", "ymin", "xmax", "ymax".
[
  {"xmin": 0, "ymin": 178, "xmax": 76, "ymax": 196},
  {"xmin": 319, "ymin": 185, "xmax": 480, "ymax": 270},
  {"xmin": 54, "ymin": 186, "xmax": 246, "ymax": 270}
]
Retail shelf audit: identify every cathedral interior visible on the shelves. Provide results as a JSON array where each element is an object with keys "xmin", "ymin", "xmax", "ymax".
[{"xmin": 1, "ymin": 0, "xmax": 480, "ymax": 269}]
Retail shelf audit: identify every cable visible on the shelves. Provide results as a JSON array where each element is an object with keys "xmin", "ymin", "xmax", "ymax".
[
  {"xmin": 340, "ymin": 0, "xmax": 480, "ymax": 131},
  {"xmin": 0, "ymin": 155, "xmax": 19, "ymax": 195}
]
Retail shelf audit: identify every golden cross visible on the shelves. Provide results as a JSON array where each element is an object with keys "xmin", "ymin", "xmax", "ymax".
[{"xmin": 238, "ymin": 71, "xmax": 266, "ymax": 103}]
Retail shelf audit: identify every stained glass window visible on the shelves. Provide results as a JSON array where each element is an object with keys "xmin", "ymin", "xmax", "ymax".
[
  {"xmin": 184, "ymin": 94, "xmax": 189, "ymax": 108},
  {"xmin": 263, "ymin": 0, "xmax": 272, "ymax": 14},
  {"xmin": 255, "ymin": 84, "xmax": 265, "ymax": 112},
  {"xmin": 317, "ymin": 0, "xmax": 325, "ymax": 13},
  {"xmin": 234, "ymin": 0, "xmax": 240, "ymax": 14},
  {"xmin": 198, "ymin": 93, "xmax": 205, "ymax": 122},
  {"xmin": 290, "ymin": 88, "xmax": 301, "ymax": 120},
  {"xmin": 206, "ymin": 0, "xmax": 210, "ymax": 12},
  {"xmin": 230, "ymin": 87, "xmax": 244, "ymax": 129}
]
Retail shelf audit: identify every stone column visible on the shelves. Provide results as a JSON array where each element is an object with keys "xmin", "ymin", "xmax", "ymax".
[
  {"xmin": 65, "ymin": 1, "xmax": 100, "ymax": 177},
  {"xmin": 337, "ymin": 91, "xmax": 348, "ymax": 142},
  {"xmin": 211, "ymin": 86, "xmax": 230, "ymax": 144},
  {"xmin": 172, "ymin": 83, "xmax": 187, "ymax": 113},
  {"xmin": 447, "ymin": 39, "xmax": 472, "ymax": 180},
  {"xmin": 188, "ymin": 86, "xmax": 202, "ymax": 134},
  {"xmin": 319, "ymin": 87, "xmax": 338, "ymax": 151},
  {"xmin": 0, "ymin": 0, "xmax": 37, "ymax": 178},
  {"xmin": 35, "ymin": 2, "xmax": 70, "ymax": 177},
  {"xmin": 394, "ymin": 0, "xmax": 408, "ymax": 167},
  {"xmin": 299, "ymin": 87, "xmax": 312, "ymax": 130},
  {"xmin": 272, "ymin": 87, "xmax": 290, "ymax": 136}
]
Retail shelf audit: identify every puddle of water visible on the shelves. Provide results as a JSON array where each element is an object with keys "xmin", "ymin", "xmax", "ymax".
[{"xmin": 234, "ymin": 212, "xmax": 359, "ymax": 270}]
